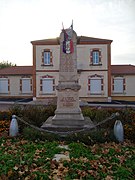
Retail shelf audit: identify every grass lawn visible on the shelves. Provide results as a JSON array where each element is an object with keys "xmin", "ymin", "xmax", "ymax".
[{"xmin": 0, "ymin": 137, "xmax": 135, "ymax": 179}]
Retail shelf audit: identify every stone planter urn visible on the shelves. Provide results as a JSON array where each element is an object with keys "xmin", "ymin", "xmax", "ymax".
[
  {"xmin": 9, "ymin": 115, "xmax": 18, "ymax": 137},
  {"xmin": 114, "ymin": 120, "xmax": 124, "ymax": 143}
]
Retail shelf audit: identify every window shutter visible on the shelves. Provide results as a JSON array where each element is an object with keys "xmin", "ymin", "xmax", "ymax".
[
  {"xmin": 99, "ymin": 50, "xmax": 101, "ymax": 63},
  {"xmin": 113, "ymin": 77, "xmax": 124, "ymax": 93},
  {"xmin": 7, "ymin": 79, "xmax": 10, "ymax": 92},
  {"xmin": 0, "ymin": 78, "xmax": 8, "ymax": 93},
  {"xmin": 50, "ymin": 51, "xmax": 53, "ymax": 64},
  {"xmin": 20, "ymin": 79, "xmax": 22, "ymax": 91},
  {"xmin": 30, "ymin": 79, "xmax": 32, "ymax": 91},
  {"xmin": 88, "ymin": 79, "xmax": 90, "ymax": 91},
  {"xmin": 123, "ymin": 78, "xmax": 126, "ymax": 91},
  {"xmin": 90, "ymin": 50, "xmax": 93, "ymax": 64},
  {"xmin": 53, "ymin": 79, "xmax": 55, "ymax": 91},
  {"xmin": 42, "ymin": 51, "xmax": 44, "ymax": 63},
  {"xmin": 42, "ymin": 79, "xmax": 53, "ymax": 93},
  {"xmin": 101, "ymin": 78, "xmax": 104, "ymax": 91},
  {"xmin": 40, "ymin": 79, "xmax": 42, "ymax": 91},
  {"xmin": 90, "ymin": 79, "xmax": 101, "ymax": 94},
  {"xmin": 112, "ymin": 78, "xmax": 114, "ymax": 91}
]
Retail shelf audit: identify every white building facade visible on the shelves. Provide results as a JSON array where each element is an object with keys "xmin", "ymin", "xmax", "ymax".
[
  {"xmin": 31, "ymin": 36, "xmax": 112, "ymax": 102},
  {"xmin": 0, "ymin": 35, "xmax": 135, "ymax": 103}
]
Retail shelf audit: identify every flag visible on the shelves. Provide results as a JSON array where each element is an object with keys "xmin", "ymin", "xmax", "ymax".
[
  {"xmin": 62, "ymin": 21, "xmax": 74, "ymax": 54},
  {"xmin": 63, "ymin": 40, "xmax": 73, "ymax": 54}
]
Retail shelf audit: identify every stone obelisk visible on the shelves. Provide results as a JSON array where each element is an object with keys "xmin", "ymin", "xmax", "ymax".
[{"xmin": 52, "ymin": 26, "xmax": 84, "ymax": 127}]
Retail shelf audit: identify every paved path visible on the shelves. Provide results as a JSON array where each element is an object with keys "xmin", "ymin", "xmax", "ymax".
[
  {"xmin": 87, "ymin": 103, "xmax": 135, "ymax": 109},
  {"xmin": 0, "ymin": 101, "xmax": 135, "ymax": 111}
]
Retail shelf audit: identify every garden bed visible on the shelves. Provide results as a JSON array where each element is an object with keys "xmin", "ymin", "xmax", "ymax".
[
  {"xmin": 0, "ymin": 105, "xmax": 135, "ymax": 178},
  {"xmin": 0, "ymin": 137, "xmax": 135, "ymax": 179}
]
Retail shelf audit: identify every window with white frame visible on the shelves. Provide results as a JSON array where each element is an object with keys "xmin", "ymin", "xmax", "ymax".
[
  {"xmin": 0, "ymin": 78, "xmax": 9, "ymax": 93},
  {"xmin": 112, "ymin": 77, "xmax": 125, "ymax": 93},
  {"xmin": 42, "ymin": 49, "xmax": 53, "ymax": 65},
  {"xmin": 40, "ymin": 76, "xmax": 55, "ymax": 94},
  {"xmin": 20, "ymin": 78, "xmax": 32, "ymax": 94},
  {"xmin": 88, "ymin": 75, "xmax": 103, "ymax": 94},
  {"xmin": 90, "ymin": 49, "xmax": 102, "ymax": 65}
]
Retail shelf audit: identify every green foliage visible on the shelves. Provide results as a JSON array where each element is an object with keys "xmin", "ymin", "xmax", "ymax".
[
  {"xmin": 0, "ymin": 137, "xmax": 60, "ymax": 179},
  {"xmin": 114, "ymin": 166, "xmax": 133, "ymax": 179},
  {"xmin": 115, "ymin": 108, "xmax": 135, "ymax": 142},
  {"xmin": 0, "ymin": 111, "xmax": 11, "ymax": 133},
  {"xmin": 69, "ymin": 142, "xmax": 95, "ymax": 159},
  {"xmin": 22, "ymin": 127, "xmax": 60, "ymax": 141},
  {"xmin": 0, "ymin": 137, "xmax": 134, "ymax": 179},
  {"xmin": 0, "ymin": 111, "xmax": 12, "ymax": 120},
  {"xmin": 1, "ymin": 105, "xmax": 135, "ymax": 178},
  {"xmin": 0, "ymin": 61, "xmax": 16, "ymax": 69},
  {"xmin": 63, "ymin": 129, "xmax": 116, "ymax": 145},
  {"xmin": 0, "ymin": 120, "xmax": 10, "ymax": 133},
  {"xmin": 82, "ymin": 107, "xmax": 135, "ymax": 142},
  {"xmin": 9, "ymin": 104, "xmax": 56, "ymax": 132},
  {"xmin": 22, "ymin": 127, "xmax": 115, "ymax": 145},
  {"xmin": 1, "ymin": 105, "xmax": 135, "ymax": 142},
  {"xmin": 82, "ymin": 107, "xmax": 112, "ymax": 122}
]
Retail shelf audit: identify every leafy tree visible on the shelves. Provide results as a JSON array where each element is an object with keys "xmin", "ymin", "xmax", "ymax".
[{"xmin": 0, "ymin": 61, "xmax": 16, "ymax": 69}]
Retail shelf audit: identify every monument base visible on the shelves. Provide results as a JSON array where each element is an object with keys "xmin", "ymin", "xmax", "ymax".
[
  {"xmin": 52, "ymin": 109, "xmax": 84, "ymax": 126},
  {"xmin": 41, "ymin": 116, "xmax": 95, "ymax": 132}
]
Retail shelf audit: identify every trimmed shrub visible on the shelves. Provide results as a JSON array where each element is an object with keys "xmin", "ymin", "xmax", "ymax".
[
  {"xmin": 122, "ymin": 109, "xmax": 135, "ymax": 142},
  {"xmin": 82, "ymin": 107, "xmax": 114, "ymax": 122},
  {"xmin": 22, "ymin": 127, "xmax": 60, "ymax": 141},
  {"xmin": 0, "ymin": 111, "xmax": 11, "ymax": 134},
  {"xmin": 0, "ymin": 111, "xmax": 12, "ymax": 120},
  {"xmin": 1, "ymin": 105, "xmax": 134, "ymax": 143},
  {"xmin": 9, "ymin": 105, "xmax": 56, "ymax": 132},
  {"xmin": 82, "ymin": 107, "xmax": 135, "ymax": 142}
]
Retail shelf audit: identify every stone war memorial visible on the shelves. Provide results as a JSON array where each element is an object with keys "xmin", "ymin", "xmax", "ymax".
[{"xmin": 42, "ymin": 24, "xmax": 93, "ymax": 132}]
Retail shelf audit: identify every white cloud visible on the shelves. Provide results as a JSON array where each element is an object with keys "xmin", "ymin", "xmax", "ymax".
[{"xmin": 0, "ymin": 0, "xmax": 135, "ymax": 65}]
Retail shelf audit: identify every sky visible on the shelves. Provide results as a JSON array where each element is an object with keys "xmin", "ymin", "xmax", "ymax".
[{"xmin": 0, "ymin": 0, "xmax": 135, "ymax": 66}]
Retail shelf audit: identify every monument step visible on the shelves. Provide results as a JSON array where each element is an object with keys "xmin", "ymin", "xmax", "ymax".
[{"xmin": 41, "ymin": 116, "xmax": 95, "ymax": 133}]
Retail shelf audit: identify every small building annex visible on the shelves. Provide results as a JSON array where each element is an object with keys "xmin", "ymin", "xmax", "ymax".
[
  {"xmin": 0, "ymin": 66, "xmax": 33, "ymax": 99},
  {"xmin": 0, "ymin": 35, "xmax": 135, "ymax": 103}
]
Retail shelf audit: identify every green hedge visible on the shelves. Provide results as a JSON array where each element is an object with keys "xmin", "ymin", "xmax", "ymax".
[{"xmin": 0, "ymin": 105, "xmax": 135, "ymax": 143}]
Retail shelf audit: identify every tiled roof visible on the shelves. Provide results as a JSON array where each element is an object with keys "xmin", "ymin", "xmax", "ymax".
[
  {"xmin": 1, "ymin": 65, "xmax": 135, "ymax": 76},
  {"xmin": 111, "ymin": 65, "xmax": 135, "ymax": 75},
  {"xmin": 31, "ymin": 36, "xmax": 112, "ymax": 45},
  {"xmin": 0, "ymin": 66, "xmax": 33, "ymax": 75},
  {"xmin": 77, "ymin": 36, "xmax": 112, "ymax": 44},
  {"xmin": 31, "ymin": 38, "xmax": 60, "ymax": 45}
]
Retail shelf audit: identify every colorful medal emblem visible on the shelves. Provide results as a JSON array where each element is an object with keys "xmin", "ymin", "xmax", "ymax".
[
  {"xmin": 62, "ymin": 23, "xmax": 74, "ymax": 54},
  {"xmin": 63, "ymin": 40, "xmax": 73, "ymax": 54}
]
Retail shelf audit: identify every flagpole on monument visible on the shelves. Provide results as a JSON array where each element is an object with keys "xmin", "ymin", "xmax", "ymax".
[{"xmin": 62, "ymin": 22, "xmax": 64, "ymax": 30}]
